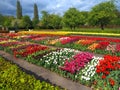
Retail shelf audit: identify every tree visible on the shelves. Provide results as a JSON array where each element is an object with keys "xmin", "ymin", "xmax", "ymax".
[
  {"xmin": 3, "ymin": 16, "xmax": 15, "ymax": 28},
  {"xmin": 88, "ymin": 1, "xmax": 117, "ymax": 30},
  {"xmin": 48, "ymin": 14, "xmax": 62, "ymax": 29},
  {"xmin": 79, "ymin": 11, "xmax": 89, "ymax": 26},
  {"xmin": 11, "ymin": 19, "xmax": 20, "ymax": 31},
  {"xmin": 40, "ymin": 11, "xmax": 50, "ymax": 29},
  {"xmin": 21, "ymin": 15, "xmax": 32, "ymax": 29},
  {"xmin": 0, "ymin": 15, "xmax": 15, "ymax": 29},
  {"xmin": 113, "ymin": 10, "xmax": 120, "ymax": 25},
  {"xmin": 16, "ymin": 0, "xmax": 22, "ymax": 19},
  {"xmin": 62, "ymin": 8, "xmax": 81, "ymax": 30},
  {"xmin": 33, "ymin": 3, "xmax": 39, "ymax": 28},
  {"xmin": 41, "ymin": 11, "xmax": 62, "ymax": 29},
  {"xmin": 0, "ymin": 14, "xmax": 4, "ymax": 25}
]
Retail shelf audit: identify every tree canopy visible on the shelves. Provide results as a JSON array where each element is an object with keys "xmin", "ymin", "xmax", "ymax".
[
  {"xmin": 21, "ymin": 15, "xmax": 32, "ymax": 29},
  {"xmin": 88, "ymin": 1, "xmax": 117, "ymax": 30},
  {"xmin": 1, "ymin": 0, "xmax": 120, "ymax": 30},
  {"xmin": 62, "ymin": 8, "xmax": 81, "ymax": 30},
  {"xmin": 48, "ymin": 14, "xmax": 62, "ymax": 29}
]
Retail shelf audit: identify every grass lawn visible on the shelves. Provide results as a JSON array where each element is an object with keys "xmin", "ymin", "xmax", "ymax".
[{"xmin": 61, "ymin": 28, "xmax": 120, "ymax": 33}]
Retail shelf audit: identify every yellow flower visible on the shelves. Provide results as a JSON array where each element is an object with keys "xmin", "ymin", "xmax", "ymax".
[
  {"xmin": 88, "ymin": 43, "xmax": 99, "ymax": 51},
  {"xmin": 49, "ymin": 39, "xmax": 59, "ymax": 45},
  {"xmin": 18, "ymin": 31, "xmax": 120, "ymax": 37}
]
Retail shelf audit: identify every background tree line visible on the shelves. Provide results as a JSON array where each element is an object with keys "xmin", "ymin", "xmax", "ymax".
[{"xmin": 0, "ymin": 0, "xmax": 120, "ymax": 31}]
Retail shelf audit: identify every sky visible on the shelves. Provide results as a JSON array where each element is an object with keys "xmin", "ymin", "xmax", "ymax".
[{"xmin": 0, "ymin": 0, "xmax": 119, "ymax": 19}]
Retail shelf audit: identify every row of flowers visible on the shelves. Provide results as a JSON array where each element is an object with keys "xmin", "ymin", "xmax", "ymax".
[
  {"xmin": 0, "ymin": 57, "xmax": 61, "ymax": 90},
  {"xmin": 1, "ymin": 32, "xmax": 120, "ymax": 42},
  {"xmin": 44, "ymin": 37, "xmax": 120, "ymax": 55},
  {"xmin": 60, "ymin": 52, "xmax": 93, "ymax": 74},
  {"xmin": 17, "ymin": 35, "xmax": 120, "ymax": 55},
  {"xmin": 14, "ymin": 45, "xmax": 48, "ymax": 57},
  {"xmin": 0, "ymin": 39, "xmax": 50, "ymax": 58},
  {"xmin": 18, "ymin": 31, "xmax": 120, "ymax": 37},
  {"xmin": 1, "ymin": 33, "xmax": 120, "ymax": 55},
  {"xmin": 1, "ymin": 33, "xmax": 120, "ymax": 43}
]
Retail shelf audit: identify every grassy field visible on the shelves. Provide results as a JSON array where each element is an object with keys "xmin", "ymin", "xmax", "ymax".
[{"xmin": 61, "ymin": 28, "xmax": 120, "ymax": 33}]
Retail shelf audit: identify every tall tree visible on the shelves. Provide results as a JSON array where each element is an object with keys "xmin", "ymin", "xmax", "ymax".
[
  {"xmin": 16, "ymin": 0, "xmax": 22, "ymax": 19},
  {"xmin": 33, "ymin": 3, "xmax": 39, "ymax": 28},
  {"xmin": 88, "ymin": 1, "xmax": 117, "ymax": 30}
]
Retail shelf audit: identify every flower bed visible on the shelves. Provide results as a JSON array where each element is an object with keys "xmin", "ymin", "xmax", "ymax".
[
  {"xmin": 0, "ymin": 39, "xmax": 50, "ymax": 58},
  {"xmin": 1, "ymin": 33, "xmax": 120, "ymax": 56},
  {"xmin": 24, "ymin": 50, "xmax": 120, "ymax": 90},
  {"xmin": 60, "ymin": 52, "xmax": 93, "ymax": 74},
  {"xmin": 0, "ymin": 57, "xmax": 62, "ymax": 90},
  {"xmin": 14, "ymin": 45, "xmax": 48, "ymax": 57},
  {"xmin": 18, "ymin": 31, "xmax": 120, "ymax": 37},
  {"xmin": 0, "ymin": 32, "xmax": 120, "ymax": 89},
  {"xmin": 18, "ymin": 34, "xmax": 120, "ymax": 56},
  {"xmin": 26, "ymin": 48, "xmax": 78, "ymax": 72},
  {"xmin": 93, "ymin": 55, "xmax": 120, "ymax": 90},
  {"xmin": 76, "ymin": 39, "xmax": 95, "ymax": 46},
  {"xmin": 47, "ymin": 38, "xmax": 120, "ymax": 56}
]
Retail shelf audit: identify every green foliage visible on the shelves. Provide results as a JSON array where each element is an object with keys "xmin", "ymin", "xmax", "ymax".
[
  {"xmin": 62, "ymin": 8, "xmax": 81, "ymax": 30},
  {"xmin": 41, "ymin": 11, "xmax": 62, "ymax": 29},
  {"xmin": 11, "ymin": 19, "xmax": 22, "ymax": 30},
  {"xmin": 16, "ymin": 0, "xmax": 22, "ymax": 19},
  {"xmin": 1, "ymin": 0, "xmax": 120, "ymax": 30},
  {"xmin": 3, "ymin": 16, "xmax": 15, "ymax": 28},
  {"xmin": 0, "ymin": 15, "xmax": 15, "ymax": 29},
  {"xmin": 21, "ymin": 15, "xmax": 33, "ymax": 29},
  {"xmin": 88, "ymin": 1, "xmax": 117, "ymax": 30},
  {"xmin": 33, "ymin": 3, "xmax": 39, "ymax": 28},
  {"xmin": 0, "ymin": 57, "xmax": 62, "ymax": 90},
  {"xmin": 113, "ymin": 10, "xmax": 120, "ymax": 25},
  {"xmin": 41, "ymin": 11, "xmax": 49, "ymax": 29},
  {"xmin": 32, "ymin": 19, "xmax": 39, "ymax": 29},
  {"xmin": 62, "ymin": 28, "xmax": 120, "ymax": 34},
  {"xmin": 33, "ymin": 3, "xmax": 39, "ymax": 21},
  {"xmin": 0, "ymin": 14, "xmax": 4, "ymax": 25},
  {"xmin": 79, "ymin": 11, "xmax": 89, "ymax": 25},
  {"xmin": 92, "ymin": 70, "xmax": 120, "ymax": 90},
  {"xmin": 49, "ymin": 14, "xmax": 62, "ymax": 29}
]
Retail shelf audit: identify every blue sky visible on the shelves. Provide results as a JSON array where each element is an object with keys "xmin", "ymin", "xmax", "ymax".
[{"xmin": 0, "ymin": 0, "xmax": 119, "ymax": 19}]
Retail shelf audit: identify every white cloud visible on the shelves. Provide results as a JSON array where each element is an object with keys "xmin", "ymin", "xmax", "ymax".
[{"xmin": 0, "ymin": 0, "xmax": 119, "ymax": 18}]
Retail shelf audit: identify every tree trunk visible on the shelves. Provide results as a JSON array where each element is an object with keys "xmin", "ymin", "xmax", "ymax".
[
  {"xmin": 100, "ymin": 24, "xmax": 104, "ymax": 30},
  {"xmin": 70, "ymin": 26, "xmax": 72, "ymax": 30},
  {"xmin": 73, "ymin": 26, "xmax": 75, "ymax": 30}
]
